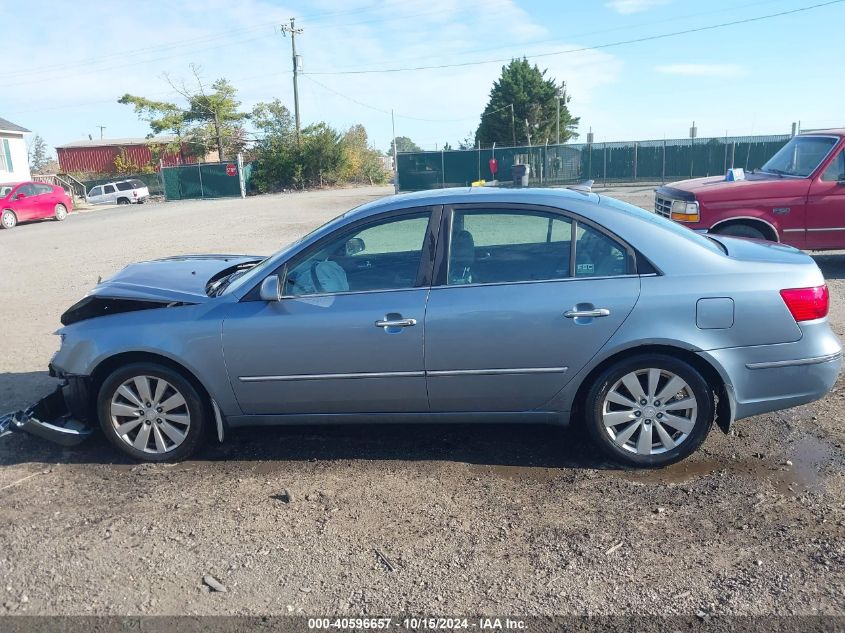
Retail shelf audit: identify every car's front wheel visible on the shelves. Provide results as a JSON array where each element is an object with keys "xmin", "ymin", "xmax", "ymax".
[
  {"xmin": 1, "ymin": 209, "xmax": 17, "ymax": 229},
  {"xmin": 97, "ymin": 362, "xmax": 207, "ymax": 462},
  {"xmin": 584, "ymin": 354, "xmax": 714, "ymax": 467},
  {"xmin": 54, "ymin": 203, "xmax": 68, "ymax": 221}
]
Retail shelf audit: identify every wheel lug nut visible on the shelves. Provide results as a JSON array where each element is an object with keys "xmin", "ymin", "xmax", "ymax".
[
  {"xmin": 654, "ymin": 400, "xmax": 661, "ymax": 407},
  {"xmin": 156, "ymin": 407, "xmax": 163, "ymax": 413},
  {"xmin": 656, "ymin": 413, "xmax": 663, "ymax": 419},
  {"xmin": 644, "ymin": 419, "xmax": 652, "ymax": 424},
  {"xmin": 145, "ymin": 403, "xmax": 151, "ymax": 408},
  {"xmin": 633, "ymin": 411, "xmax": 642, "ymax": 417},
  {"xmin": 640, "ymin": 399, "xmax": 647, "ymax": 405}
]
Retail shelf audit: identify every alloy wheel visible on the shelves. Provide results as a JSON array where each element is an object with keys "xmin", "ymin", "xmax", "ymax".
[
  {"xmin": 55, "ymin": 204, "xmax": 67, "ymax": 220},
  {"xmin": 109, "ymin": 375, "xmax": 191, "ymax": 454},
  {"xmin": 601, "ymin": 368, "xmax": 697, "ymax": 455}
]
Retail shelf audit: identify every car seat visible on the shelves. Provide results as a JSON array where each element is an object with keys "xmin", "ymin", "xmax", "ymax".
[{"xmin": 449, "ymin": 230, "xmax": 476, "ymax": 284}]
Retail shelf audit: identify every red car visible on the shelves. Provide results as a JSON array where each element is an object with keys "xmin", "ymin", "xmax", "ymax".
[
  {"xmin": 1, "ymin": 181, "xmax": 74, "ymax": 229},
  {"xmin": 655, "ymin": 129, "xmax": 845, "ymax": 249}
]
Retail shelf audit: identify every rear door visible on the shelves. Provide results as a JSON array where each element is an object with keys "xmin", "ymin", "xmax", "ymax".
[
  {"xmin": 31, "ymin": 183, "xmax": 56, "ymax": 219},
  {"xmin": 424, "ymin": 205, "xmax": 640, "ymax": 412},
  {"xmin": 102, "ymin": 184, "xmax": 117, "ymax": 204},
  {"xmin": 806, "ymin": 147, "xmax": 845, "ymax": 249}
]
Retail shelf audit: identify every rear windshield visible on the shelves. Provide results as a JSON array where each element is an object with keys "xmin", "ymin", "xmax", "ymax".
[
  {"xmin": 760, "ymin": 136, "xmax": 839, "ymax": 177},
  {"xmin": 129, "ymin": 179, "xmax": 146, "ymax": 188},
  {"xmin": 598, "ymin": 195, "xmax": 724, "ymax": 255},
  {"xmin": 116, "ymin": 181, "xmax": 133, "ymax": 191}
]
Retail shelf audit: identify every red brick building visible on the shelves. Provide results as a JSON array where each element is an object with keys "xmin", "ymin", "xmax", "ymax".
[{"xmin": 55, "ymin": 136, "xmax": 198, "ymax": 174}]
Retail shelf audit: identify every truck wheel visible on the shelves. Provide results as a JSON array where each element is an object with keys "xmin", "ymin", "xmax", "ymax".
[
  {"xmin": 97, "ymin": 362, "xmax": 206, "ymax": 462},
  {"xmin": 584, "ymin": 354, "xmax": 714, "ymax": 468},
  {"xmin": 713, "ymin": 223, "xmax": 767, "ymax": 240}
]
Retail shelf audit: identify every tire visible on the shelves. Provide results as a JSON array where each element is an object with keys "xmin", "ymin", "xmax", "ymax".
[
  {"xmin": 584, "ymin": 354, "xmax": 714, "ymax": 468},
  {"xmin": 1, "ymin": 209, "xmax": 17, "ymax": 229},
  {"xmin": 54, "ymin": 203, "xmax": 68, "ymax": 221},
  {"xmin": 97, "ymin": 362, "xmax": 207, "ymax": 462},
  {"xmin": 713, "ymin": 223, "xmax": 767, "ymax": 241},
  {"xmin": 117, "ymin": 198, "xmax": 130, "ymax": 205}
]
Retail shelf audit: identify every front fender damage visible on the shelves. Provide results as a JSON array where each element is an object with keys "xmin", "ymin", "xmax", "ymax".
[{"xmin": 0, "ymin": 384, "xmax": 93, "ymax": 447}]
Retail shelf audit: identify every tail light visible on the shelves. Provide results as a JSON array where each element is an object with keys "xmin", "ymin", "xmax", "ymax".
[
  {"xmin": 780, "ymin": 285, "xmax": 829, "ymax": 321},
  {"xmin": 133, "ymin": 190, "xmax": 138, "ymax": 197}
]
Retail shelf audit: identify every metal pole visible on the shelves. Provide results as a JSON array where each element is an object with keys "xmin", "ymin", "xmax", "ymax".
[
  {"xmin": 197, "ymin": 162, "xmax": 204, "ymax": 199},
  {"xmin": 477, "ymin": 141, "xmax": 481, "ymax": 182},
  {"xmin": 661, "ymin": 139, "xmax": 666, "ymax": 184},
  {"xmin": 633, "ymin": 142, "xmax": 637, "ymax": 182},
  {"xmin": 723, "ymin": 131, "xmax": 728, "ymax": 173},
  {"xmin": 603, "ymin": 142, "xmax": 607, "ymax": 188},
  {"xmin": 441, "ymin": 150, "xmax": 445, "ymax": 188},
  {"xmin": 510, "ymin": 104, "xmax": 516, "ymax": 146},
  {"xmin": 391, "ymin": 109, "xmax": 398, "ymax": 194},
  {"xmin": 556, "ymin": 98, "xmax": 560, "ymax": 145}
]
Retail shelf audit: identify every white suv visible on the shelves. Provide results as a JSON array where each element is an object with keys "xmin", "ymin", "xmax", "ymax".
[{"xmin": 86, "ymin": 179, "xmax": 150, "ymax": 205}]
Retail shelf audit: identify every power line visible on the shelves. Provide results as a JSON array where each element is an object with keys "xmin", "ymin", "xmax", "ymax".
[{"xmin": 304, "ymin": 0, "xmax": 844, "ymax": 75}]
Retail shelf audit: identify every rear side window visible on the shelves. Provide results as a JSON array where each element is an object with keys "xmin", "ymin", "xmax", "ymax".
[
  {"xmin": 448, "ymin": 210, "xmax": 574, "ymax": 285},
  {"xmin": 129, "ymin": 179, "xmax": 145, "ymax": 188},
  {"xmin": 103, "ymin": 184, "xmax": 116, "ymax": 194},
  {"xmin": 33, "ymin": 184, "xmax": 53, "ymax": 195},
  {"xmin": 116, "ymin": 181, "xmax": 133, "ymax": 191}
]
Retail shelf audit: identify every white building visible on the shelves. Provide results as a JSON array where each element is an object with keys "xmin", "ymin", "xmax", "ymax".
[{"xmin": 0, "ymin": 117, "xmax": 31, "ymax": 183}]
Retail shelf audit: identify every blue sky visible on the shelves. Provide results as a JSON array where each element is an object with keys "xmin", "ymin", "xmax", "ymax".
[{"xmin": 2, "ymin": 0, "xmax": 843, "ymax": 156}]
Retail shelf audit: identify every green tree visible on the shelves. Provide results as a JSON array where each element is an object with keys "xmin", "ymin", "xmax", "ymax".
[
  {"xmin": 250, "ymin": 100, "xmax": 299, "ymax": 192},
  {"xmin": 341, "ymin": 124, "xmax": 387, "ymax": 185},
  {"xmin": 300, "ymin": 122, "xmax": 344, "ymax": 187},
  {"xmin": 475, "ymin": 58, "xmax": 579, "ymax": 147},
  {"xmin": 28, "ymin": 134, "xmax": 49, "ymax": 173},
  {"xmin": 119, "ymin": 65, "xmax": 249, "ymax": 161},
  {"xmin": 386, "ymin": 136, "xmax": 421, "ymax": 156}
]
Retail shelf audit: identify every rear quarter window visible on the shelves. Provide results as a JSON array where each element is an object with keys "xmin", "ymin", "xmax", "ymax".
[
  {"xmin": 129, "ymin": 179, "xmax": 146, "ymax": 189},
  {"xmin": 599, "ymin": 195, "xmax": 724, "ymax": 255},
  {"xmin": 116, "ymin": 181, "xmax": 133, "ymax": 191}
]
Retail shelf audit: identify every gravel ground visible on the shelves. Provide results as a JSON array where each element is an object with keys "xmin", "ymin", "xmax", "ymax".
[{"xmin": 0, "ymin": 185, "xmax": 844, "ymax": 617}]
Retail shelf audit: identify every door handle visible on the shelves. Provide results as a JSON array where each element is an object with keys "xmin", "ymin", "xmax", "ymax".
[
  {"xmin": 564, "ymin": 308, "xmax": 610, "ymax": 318},
  {"xmin": 375, "ymin": 317, "xmax": 417, "ymax": 328}
]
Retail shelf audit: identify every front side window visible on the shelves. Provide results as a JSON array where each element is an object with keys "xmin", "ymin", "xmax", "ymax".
[
  {"xmin": 447, "ymin": 210, "xmax": 573, "ymax": 285},
  {"xmin": 284, "ymin": 212, "xmax": 430, "ymax": 296},
  {"xmin": 116, "ymin": 181, "xmax": 133, "ymax": 191},
  {"xmin": 821, "ymin": 150, "xmax": 845, "ymax": 182},
  {"xmin": 761, "ymin": 136, "xmax": 838, "ymax": 178},
  {"xmin": 88, "ymin": 186, "xmax": 102, "ymax": 197}
]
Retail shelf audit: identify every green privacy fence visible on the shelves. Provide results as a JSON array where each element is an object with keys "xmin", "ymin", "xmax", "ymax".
[
  {"xmin": 397, "ymin": 134, "xmax": 792, "ymax": 191},
  {"xmin": 161, "ymin": 160, "xmax": 251, "ymax": 201}
]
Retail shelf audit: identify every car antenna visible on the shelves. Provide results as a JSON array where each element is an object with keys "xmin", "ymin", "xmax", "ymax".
[{"xmin": 567, "ymin": 180, "xmax": 594, "ymax": 193}]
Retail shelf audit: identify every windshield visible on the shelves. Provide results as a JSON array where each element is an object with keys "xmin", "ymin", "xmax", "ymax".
[
  {"xmin": 760, "ymin": 136, "xmax": 838, "ymax": 177},
  {"xmin": 222, "ymin": 205, "xmax": 366, "ymax": 295}
]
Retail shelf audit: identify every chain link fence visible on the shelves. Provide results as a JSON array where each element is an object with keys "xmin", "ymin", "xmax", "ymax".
[{"xmin": 397, "ymin": 134, "xmax": 791, "ymax": 191}]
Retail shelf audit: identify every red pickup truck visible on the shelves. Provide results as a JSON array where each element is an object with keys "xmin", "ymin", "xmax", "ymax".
[{"xmin": 654, "ymin": 129, "xmax": 845, "ymax": 249}]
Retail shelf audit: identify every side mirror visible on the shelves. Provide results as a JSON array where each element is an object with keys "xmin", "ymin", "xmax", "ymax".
[
  {"xmin": 259, "ymin": 275, "xmax": 282, "ymax": 302},
  {"xmin": 345, "ymin": 237, "xmax": 365, "ymax": 256},
  {"xmin": 837, "ymin": 176, "xmax": 845, "ymax": 186},
  {"xmin": 15, "ymin": 193, "xmax": 25, "ymax": 200}
]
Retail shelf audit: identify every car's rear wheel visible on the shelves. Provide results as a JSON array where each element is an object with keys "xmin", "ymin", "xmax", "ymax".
[
  {"xmin": 117, "ymin": 198, "xmax": 130, "ymax": 205},
  {"xmin": 54, "ymin": 203, "xmax": 68, "ymax": 221},
  {"xmin": 1, "ymin": 210, "xmax": 17, "ymax": 229},
  {"xmin": 584, "ymin": 354, "xmax": 714, "ymax": 467},
  {"xmin": 713, "ymin": 223, "xmax": 767, "ymax": 240},
  {"xmin": 97, "ymin": 362, "xmax": 206, "ymax": 462}
]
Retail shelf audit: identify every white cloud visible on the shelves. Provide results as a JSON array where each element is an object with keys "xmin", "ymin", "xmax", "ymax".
[
  {"xmin": 605, "ymin": 0, "xmax": 670, "ymax": 14},
  {"xmin": 655, "ymin": 63, "xmax": 746, "ymax": 78}
]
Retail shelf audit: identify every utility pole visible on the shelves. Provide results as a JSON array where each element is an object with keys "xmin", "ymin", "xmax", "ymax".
[
  {"xmin": 281, "ymin": 18, "xmax": 304, "ymax": 139},
  {"xmin": 391, "ymin": 109, "xmax": 398, "ymax": 194},
  {"xmin": 509, "ymin": 104, "xmax": 516, "ymax": 147},
  {"xmin": 97, "ymin": 125, "xmax": 106, "ymax": 139}
]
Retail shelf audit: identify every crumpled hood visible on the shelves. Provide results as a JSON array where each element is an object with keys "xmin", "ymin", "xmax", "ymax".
[
  {"xmin": 60, "ymin": 255, "xmax": 263, "ymax": 326},
  {"xmin": 89, "ymin": 254, "xmax": 262, "ymax": 302}
]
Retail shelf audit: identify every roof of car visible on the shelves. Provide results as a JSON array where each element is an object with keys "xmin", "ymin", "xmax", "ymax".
[
  {"xmin": 353, "ymin": 186, "xmax": 600, "ymax": 219},
  {"xmin": 798, "ymin": 128, "xmax": 845, "ymax": 137}
]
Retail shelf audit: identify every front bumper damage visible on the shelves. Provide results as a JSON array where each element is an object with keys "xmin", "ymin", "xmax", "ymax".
[{"xmin": 0, "ymin": 384, "xmax": 93, "ymax": 447}]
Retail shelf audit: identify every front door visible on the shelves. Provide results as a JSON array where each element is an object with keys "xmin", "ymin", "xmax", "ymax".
[
  {"xmin": 222, "ymin": 209, "xmax": 438, "ymax": 415},
  {"xmin": 806, "ymin": 148, "xmax": 845, "ymax": 250},
  {"xmin": 425, "ymin": 206, "xmax": 640, "ymax": 412}
]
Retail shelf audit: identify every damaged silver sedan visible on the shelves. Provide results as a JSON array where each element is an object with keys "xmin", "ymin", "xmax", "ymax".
[{"xmin": 3, "ymin": 187, "xmax": 841, "ymax": 467}]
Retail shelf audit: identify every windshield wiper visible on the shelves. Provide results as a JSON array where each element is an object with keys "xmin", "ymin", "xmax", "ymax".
[{"xmin": 761, "ymin": 167, "xmax": 790, "ymax": 178}]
